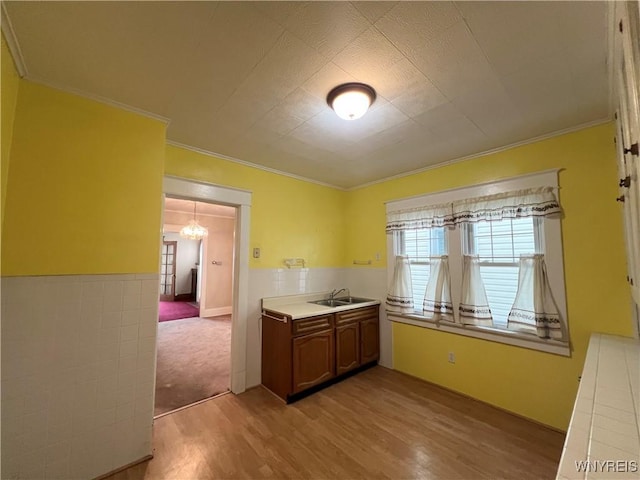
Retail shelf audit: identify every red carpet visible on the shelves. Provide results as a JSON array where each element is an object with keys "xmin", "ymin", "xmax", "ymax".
[{"xmin": 158, "ymin": 301, "xmax": 200, "ymax": 322}]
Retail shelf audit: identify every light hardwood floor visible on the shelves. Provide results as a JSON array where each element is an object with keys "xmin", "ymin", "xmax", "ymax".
[{"xmin": 107, "ymin": 366, "xmax": 564, "ymax": 479}]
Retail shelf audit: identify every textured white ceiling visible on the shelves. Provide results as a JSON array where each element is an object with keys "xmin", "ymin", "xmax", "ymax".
[{"xmin": 4, "ymin": 1, "xmax": 610, "ymax": 188}]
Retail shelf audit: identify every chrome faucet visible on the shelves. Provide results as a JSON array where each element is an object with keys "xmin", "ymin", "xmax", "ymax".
[{"xmin": 329, "ymin": 288, "xmax": 349, "ymax": 300}]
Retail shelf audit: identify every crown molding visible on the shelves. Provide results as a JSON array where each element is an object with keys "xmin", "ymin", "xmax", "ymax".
[
  {"xmin": 1, "ymin": 2, "xmax": 27, "ymax": 77},
  {"xmin": 169, "ymin": 118, "xmax": 611, "ymax": 193},
  {"xmin": 0, "ymin": 0, "xmax": 614, "ymax": 194},
  {"xmin": 347, "ymin": 118, "xmax": 612, "ymax": 191},
  {"xmin": 2, "ymin": 1, "xmax": 614, "ymax": 194},
  {"xmin": 166, "ymin": 140, "xmax": 345, "ymax": 191},
  {"xmin": 1, "ymin": 3, "xmax": 170, "ymax": 124},
  {"xmin": 27, "ymin": 76, "xmax": 170, "ymax": 124}
]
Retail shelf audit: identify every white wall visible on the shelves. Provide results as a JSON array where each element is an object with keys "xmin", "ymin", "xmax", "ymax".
[
  {"xmin": 1, "ymin": 274, "xmax": 159, "ymax": 479},
  {"xmin": 162, "ymin": 232, "xmax": 199, "ymax": 296},
  {"xmin": 202, "ymin": 217, "xmax": 234, "ymax": 315}
]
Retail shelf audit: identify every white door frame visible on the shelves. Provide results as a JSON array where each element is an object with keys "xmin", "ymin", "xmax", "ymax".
[{"xmin": 163, "ymin": 175, "xmax": 251, "ymax": 394}]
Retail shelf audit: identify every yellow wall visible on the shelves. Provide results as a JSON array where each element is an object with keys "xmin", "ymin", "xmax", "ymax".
[
  {"xmin": 165, "ymin": 145, "xmax": 347, "ymax": 269},
  {"xmin": 1, "ymin": 57, "xmax": 629, "ymax": 429},
  {"xmin": 2, "ymin": 81, "xmax": 166, "ymax": 275},
  {"xmin": 346, "ymin": 123, "xmax": 632, "ymax": 430},
  {"xmin": 1, "ymin": 33, "xmax": 20, "ymax": 229}
]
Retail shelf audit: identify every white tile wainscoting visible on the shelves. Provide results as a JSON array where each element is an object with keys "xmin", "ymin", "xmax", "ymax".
[
  {"xmin": 245, "ymin": 267, "xmax": 390, "ymax": 388},
  {"xmin": 1, "ymin": 267, "xmax": 390, "ymax": 479},
  {"xmin": 1, "ymin": 274, "xmax": 159, "ymax": 480},
  {"xmin": 557, "ymin": 334, "xmax": 640, "ymax": 480}
]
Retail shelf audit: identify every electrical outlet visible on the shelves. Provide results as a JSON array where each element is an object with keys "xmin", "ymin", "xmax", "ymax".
[
  {"xmin": 375, "ymin": 252, "xmax": 380, "ymax": 261},
  {"xmin": 448, "ymin": 352, "xmax": 455, "ymax": 364},
  {"xmin": 253, "ymin": 247, "xmax": 260, "ymax": 259}
]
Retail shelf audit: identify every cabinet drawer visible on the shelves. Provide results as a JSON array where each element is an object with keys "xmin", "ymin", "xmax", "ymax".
[
  {"xmin": 335, "ymin": 306, "xmax": 378, "ymax": 325},
  {"xmin": 292, "ymin": 314, "xmax": 333, "ymax": 336}
]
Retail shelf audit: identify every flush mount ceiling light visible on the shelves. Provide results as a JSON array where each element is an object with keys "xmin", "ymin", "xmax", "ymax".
[
  {"xmin": 180, "ymin": 201, "xmax": 208, "ymax": 240},
  {"xmin": 327, "ymin": 82, "xmax": 376, "ymax": 121}
]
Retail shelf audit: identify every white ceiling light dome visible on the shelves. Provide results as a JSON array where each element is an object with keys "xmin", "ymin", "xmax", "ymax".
[{"xmin": 327, "ymin": 83, "xmax": 376, "ymax": 121}]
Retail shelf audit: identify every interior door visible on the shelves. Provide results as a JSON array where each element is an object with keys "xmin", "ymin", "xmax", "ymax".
[
  {"xmin": 160, "ymin": 240, "xmax": 177, "ymax": 301},
  {"xmin": 615, "ymin": 1, "xmax": 640, "ymax": 334}
]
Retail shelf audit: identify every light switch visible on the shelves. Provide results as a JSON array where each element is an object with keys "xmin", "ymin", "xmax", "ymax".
[{"xmin": 253, "ymin": 247, "xmax": 260, "ymax": 259}]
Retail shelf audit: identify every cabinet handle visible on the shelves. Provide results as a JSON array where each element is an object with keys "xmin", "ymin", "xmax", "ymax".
[
  {"xmin": 616, "ymin": 195, "xmax": 625, "ymax": 203},
  {"xmin": 619, "ymin": 176, "xmax": 631, "ymax": 188},
  {"xmin": 623, "ymin": 143, "xmax": 639, "ymax": 156},
  {"xmin": 262, "ymin": 312, "xmax": 288, "ymax": 323}
]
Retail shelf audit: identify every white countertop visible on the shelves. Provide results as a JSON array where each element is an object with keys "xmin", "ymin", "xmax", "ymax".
[
  {"xmin": 262, "ymin": 292, "xmax": 381, "ymax": 320},
  {"xmin": 556, "ymin": 333, "xmax": 640, "ymax": 480}
]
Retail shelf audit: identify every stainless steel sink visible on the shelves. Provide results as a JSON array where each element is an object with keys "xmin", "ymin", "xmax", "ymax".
[
  {"xmin": 334, "ymin": 296, "xmax": 372, "ymax": 305},
  {"xmin": 309, "ymin": 296, "xmax": 374, "ymax": 308},
  {"xmin": 309, "ymin": 299, "xmax": 343, "ymax": 307}
]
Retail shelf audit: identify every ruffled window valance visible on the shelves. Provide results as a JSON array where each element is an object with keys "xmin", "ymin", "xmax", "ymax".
[
  {"xmin": 385, "ymin": 202, "xmax": 454, "ymax": 231},
  {"xmin": 386, "ymin": 187, "xmax": 561, "ymax": 232},
  {"xmin": 452, "ymin": 187, "xmax": 561, "ymax": 224}
]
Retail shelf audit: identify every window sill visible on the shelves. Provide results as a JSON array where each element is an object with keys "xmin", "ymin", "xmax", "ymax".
[{"xmin": 386, "ymin": 311, "xmax": 571, "ymax": 356}]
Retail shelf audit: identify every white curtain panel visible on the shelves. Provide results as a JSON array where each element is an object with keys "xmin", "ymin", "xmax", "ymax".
[
  {"xmin": 459, "ymin": 255, "xmax": 493, "ymax": 326},
  {"xmin": 422, "ymin": 255, "xmax": 454, "ymax": 322},
  {"xmin": 507, "ymin": 254, "xmax": 563, "ymax": 340},
  {"xmin": 386, "ymin": 255, "xmax": 415, "ymax": 314}
]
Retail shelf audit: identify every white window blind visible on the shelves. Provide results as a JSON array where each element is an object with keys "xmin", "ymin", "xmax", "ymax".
[
  {"xmin": 398, "ymin": 228, "xmax": 447, "ymax": 312},
  {"xmin": 465, "ymin": 217, "xmax": 541, "ymax": 328}
]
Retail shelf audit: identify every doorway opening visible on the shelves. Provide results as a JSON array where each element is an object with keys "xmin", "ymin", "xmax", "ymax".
[
  {"xmin": 160, "ymin": 176, "xmax": 251, "ymax": 404},
  {"xmin": 154, "ymin": 196, "xmax": 237, "ymax": 416}
]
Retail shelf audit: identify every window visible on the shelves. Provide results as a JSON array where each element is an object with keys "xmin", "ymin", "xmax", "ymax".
[
  {"xmin": 464, "ymin": 217, "xmax": 542, "ymax": 328},
  {"xmin": 384, "ymin": 171, "xmax": 569, "ymax": 356},
  {"xmin": 396, "ymin": 228, "xmax": 447, "ymax": 312}
]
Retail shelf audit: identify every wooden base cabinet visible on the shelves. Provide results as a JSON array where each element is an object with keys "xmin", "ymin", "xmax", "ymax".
[
  {"xmin": 292, "ymin": 329, "xmax": 334, "ymax": 393},
  {"xmin": 262, "ymin": 305, "xmax": 379, "ymax": 402},
  {"xmin": 335, "ymin": 306, "xmax": 379, "ymax": 376}
]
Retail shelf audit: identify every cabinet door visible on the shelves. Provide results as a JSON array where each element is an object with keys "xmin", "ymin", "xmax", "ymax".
[
  {"xmin": 360, "ymin": 318, "xmax": 380, "ymax": 365},
  {"xmin": 292, "ymin": 329, "xmax": 334, "ymax": 394},
  {"xmin": 336, "ymin": 323, "xmax": 360, "ymax": 376}
]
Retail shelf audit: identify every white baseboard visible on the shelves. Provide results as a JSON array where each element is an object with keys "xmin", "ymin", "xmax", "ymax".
[{"xmin": 202, "ymin": 306, "xmax": 232, "ymax": 317}]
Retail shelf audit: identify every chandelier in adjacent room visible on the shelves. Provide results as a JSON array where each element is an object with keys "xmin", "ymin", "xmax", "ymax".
[{"xmin": 180, "ymin": 201, "xmax": 208, "ymax": 240}]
